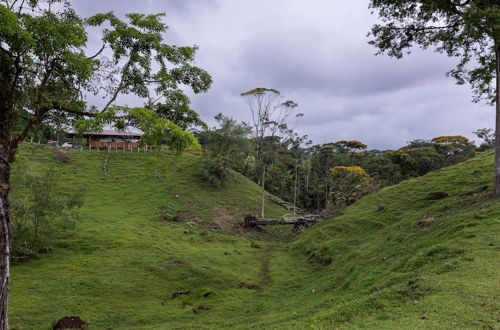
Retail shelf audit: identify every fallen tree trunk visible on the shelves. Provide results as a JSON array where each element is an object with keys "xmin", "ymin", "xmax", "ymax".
[{"xmin": 244, "ymin": 214, "xmax": 323, "ymax": 227}]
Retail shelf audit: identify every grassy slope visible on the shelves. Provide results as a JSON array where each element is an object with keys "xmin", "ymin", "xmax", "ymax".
[
  {"xmin": 9, "ymin": 145, "xmax": 500, "ymax": 329},
  {"xmin": 287, "ymin": 151, "xmax": 500, "ymax": 329},
  {"xmin": 9, "ymin": 144, "xmax": 290, "ymax": 329}
]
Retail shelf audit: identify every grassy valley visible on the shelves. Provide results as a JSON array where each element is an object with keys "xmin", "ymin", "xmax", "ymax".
[{"xmin": 9, "ymin": 145, "xmax": 500, "ymax": 329}]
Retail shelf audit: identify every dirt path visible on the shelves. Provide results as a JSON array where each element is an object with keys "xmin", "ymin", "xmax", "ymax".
[{"xmin": 259, "ymin": 245, "xmax": 278, "ymax": 286}]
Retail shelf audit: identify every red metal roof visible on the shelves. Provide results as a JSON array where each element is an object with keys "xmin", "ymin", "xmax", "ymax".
[{"xmin": 67, "ymin": 130, "xmax": 143, "ymax": 137}]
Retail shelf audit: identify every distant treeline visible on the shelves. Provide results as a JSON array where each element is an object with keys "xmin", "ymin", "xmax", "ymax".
[{"xmin": 196, "ymin": 115, "xmax": 494, "ymax": 212}]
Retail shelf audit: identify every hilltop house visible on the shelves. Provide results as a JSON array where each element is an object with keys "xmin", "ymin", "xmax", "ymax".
[{"xmin": 66, "ymin": 130, "xmax": 143, "ymax": 149}]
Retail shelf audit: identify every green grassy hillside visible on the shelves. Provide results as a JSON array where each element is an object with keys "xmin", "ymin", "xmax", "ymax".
[
  {"xmin": 9, "ymin": 145, "xmax": 500, "ymax": 329},
  {"xmin": 289, "ymin": 151, "xmax": 500, "ymax": 329},
  {"xmin": 9, "ymin": 144, "xmax": 290, "ymax": 329}
]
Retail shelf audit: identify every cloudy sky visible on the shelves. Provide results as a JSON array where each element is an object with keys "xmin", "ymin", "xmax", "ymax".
[{"xmin": 73, "ymin": 0, "xmax": 494, "ymax": 150}]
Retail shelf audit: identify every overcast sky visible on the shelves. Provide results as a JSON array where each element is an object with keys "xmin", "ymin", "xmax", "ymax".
[{"xmin": 73, "ymin": 0, "xmax": 494, "ymax": 150}]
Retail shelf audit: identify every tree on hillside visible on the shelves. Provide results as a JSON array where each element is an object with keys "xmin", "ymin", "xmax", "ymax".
[
  {"xmin": 368, "ymin": 0, "xmax": 500, "ymax": 196},
  {"xmin": 329, "ymin": 166, "xmax": 372, "ymax": 208},
  {"xmin": 473, "ymin": 128, "xmax": 496, "ymax": 150},
  {"xmin": 0, "ymin": 1, "xmax": 211, "ymax": 327},
  {"xmin": 334, "ymin": 140, "xmax": 368, "ymax": 165},
  {"xmin": 431, "ymin": 135, "xmax": 476, "ymax": 164},
  {"xmin": 198, "ymin": 113, "xmax": 252, "ymax": 187},
  {"xmin": 333, "ymin": 140, "xmax": 368, "ymax": 153},
  {"xmin": 240, "ymin": 88, "xmax": 298, "ymax": 217}
]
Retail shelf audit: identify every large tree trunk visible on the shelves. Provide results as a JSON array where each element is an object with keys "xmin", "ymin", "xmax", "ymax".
[
  {"xmin": 0, "ymin": 155, "xmax": 11, "ymax": 330},
  {"xmin": 0, "ymin": 49, "xmax": 17, "ymax": 329},
  {"xmin": 495, "ymin": 45, "xmax": 500, "ymax": 197}
]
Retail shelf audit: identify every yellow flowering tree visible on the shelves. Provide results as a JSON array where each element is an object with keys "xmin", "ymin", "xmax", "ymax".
[
  {"xmin": 329, "ymin": 166, "xmax": 372, "ymax": 207},
  {"xmin": 431, "ymin": 135, "xmax": 475, "ymax": 165}
]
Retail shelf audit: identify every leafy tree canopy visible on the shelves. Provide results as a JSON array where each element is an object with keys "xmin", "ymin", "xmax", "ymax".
[
  {"xmin": 369, "ymin": 0, "xmax": 500, "ymax": 104},
  {"xmin": 0, "ymin": 0, "xmax": 212, "ymax": 160}
]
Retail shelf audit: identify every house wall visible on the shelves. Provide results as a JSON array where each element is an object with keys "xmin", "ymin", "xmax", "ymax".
[{"xmin": 89, "ymin": 141, "xmax": 139, "ymax": 149}]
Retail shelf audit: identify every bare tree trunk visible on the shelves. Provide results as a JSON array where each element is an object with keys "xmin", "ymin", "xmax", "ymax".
[
  {"xmin": 260, "ymin": 165, "xmax": 265, "ymax": 218},
  {"xmin": 293, "ymin": 160, "xmax": 298, "ymax": 217},
  {"xmin": 305, "ymin": 159, "xmax": 310, "ymax": 192},
  {"xmin": 495, "ymin": 45, "xmax": 500, "ymax": 197},
  {"xmin": 0, "ymin": 50, "xmax": 15, "ymax": 330},
  {"xmin": 0, "ymin": 158, "xmax": 11, "ymax": 330}
]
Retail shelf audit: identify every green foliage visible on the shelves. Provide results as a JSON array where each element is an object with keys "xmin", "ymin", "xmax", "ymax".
[
  {"xmin": 153, "ymin": 100, "xmax": 207, "ymax": 130},
  {"xmin": 431, "ymin": 135, "xmax": 476, "ymax": 164},
  {"xmin": 10, "ymin": 161, "xmax": 83, "ymax": 259},
  {"xmin": 329, "ymin": 166, "xmax": 372, "ymax": 207},
  {"xmin": 369, "ymin": 0, "xmax": 500, "ymax": 104},
  {"xmin": 388, "ymin": 146, "xmax": 446, "ymax": 178},
  {"xmin": 405, "ymin": 146, "xmax": 445, "ymax": 175},
  {"xmin": 198, "ymin": 156, "xmax": 231, "ymax": 188},
  {"xmin": 240, "ymin": 87, "xmax": 280, "ymax": 96},
  {"xmin": 1, "ymin": 0, "xmax": 211, "ymax": 155},
  {"xmin": 362, "ymin": 153, "xmax": 402, "ymax": 184},
  {"xmin": 473, "ymin": 127, "xmax": 495, "ymax": 151},
  {"xmin": 334, "ymin": 140, "xmax": 368, "ymax": 153},
  {"xmin": 197, "ymin": 114, "xmax": 252, "ymax": 187}
]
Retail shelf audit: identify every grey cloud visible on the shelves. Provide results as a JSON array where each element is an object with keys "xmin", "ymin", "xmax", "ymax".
[
  {"xmin": 73, "ymin": 0, "xmax": 218, "ymax": 17},
  {"xmin": 72, "ymin": 0, "xmax": 495, "ymax": 150},
  {"xmin": 238, "ymin": 34, "xmax": 458, "ymax": 98}
]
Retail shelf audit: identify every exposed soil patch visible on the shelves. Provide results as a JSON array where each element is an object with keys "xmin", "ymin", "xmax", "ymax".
[
  {"xmin": 413, "ymin": 216, "xmax": 436, "ymax": 232},
  {"xmin": 212, "ymin": 205, "xmax": 238, "ymax": 227},
  {"xmin": 173, "ymin": 260, "xmax": 187, "ymax": 266},
  {"xmin": 202, "ymin": 291, "xmax": 215, "ymax": 297},
  {"xmin": 53, "ymin": 316, "xmax": 87, "ymax": 329},
  {"xmin": 307, "ymin": 253, "xmax": 333, "ymax": 265},
  {"xmin": 171, "ymin": 290, "xmax": 191, "ymax": 299},
  {"xmin": 160, "ymin": 214, "xmax": 182, "ymax": 222},
  {"xmin": 52, "ymin": 149, "xmax": 71, "ymax": 163},
  {"xmin": 425, "ymin": 192, "xmax": 448, "ymax": 201},
  {"xmin": 238, "ymin": 282, "xmax": 263, "ymax": 291},
  {"xmin": 398, "ymin": 279, "xmax": 433, "ymax": 300},
  {"xmin": 211, "ymin": 221, "xmax": 223, "ymax": 231}
]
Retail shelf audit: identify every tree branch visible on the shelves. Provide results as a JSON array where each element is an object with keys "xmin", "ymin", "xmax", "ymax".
[
  {"xmin": 9, "ymin": 112, "xmax": 44, "ymax": 151},
  {"xmin": 51, "ymin": 105, "xmax": 96, "ymax": 117},
  {"xmin": 386, "ymin": 23, "xmax": 463, "ymax": 32},
  {"xmin": 102, "ymin": 57, "xmax": 133, "ymax": 112},
  {"xmin": 53, "ymin": 70, "xmax": 82, "ymax": 97},
  {"xmin": 0, "ymin": 154, "xmax": 8, "ymax": 167},
  {"xmin": 10, "ymin": 100, "xmax": 97, "ymax": 150},
  {"xmin": 87, "ymin": 44, "xmax": 105, "ymax": 60},
  {"xmin": 16, "ymin": 0, "xmax": 25, "ymax": 15},
  {"xmin": 35, "ymin": 59, "xmax": 57, "ymax": 112}
]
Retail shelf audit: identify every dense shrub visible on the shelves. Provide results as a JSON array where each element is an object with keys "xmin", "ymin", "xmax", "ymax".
[
  {"xmin": 198, "ymin": 156, "xmax": 231, "ymax": 188},
  {"xmin": 10, "ymin": 166, "xmax": 84, "ymax": 259}
]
